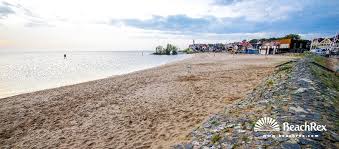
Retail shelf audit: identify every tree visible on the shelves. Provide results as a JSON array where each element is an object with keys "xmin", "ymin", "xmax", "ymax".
[
  {"xmin": 249, "ymin": 39, "xmax": 258, "ymax": 44},
  {"xmin": 183, "ymin": 48, "xmax": 193, "ymax": 54},
  {"xmin": 155, "ymin": 45, "xmax": 164, "ymax": 54},
  {"xmin": 165, "ymin": 44, "xmax": 178, "ymax": 55},
  {"xmin": 268, "ymin": 37, "xmax": 277, "ymax": 41},
  {"xmin": 155, "ymin": 44, "xmax": 178, "ymax": 55},
  {"xmin": 259, "ymin": 38, "xmax": 267, "ymax": 42},
  {"xmin": 172, "ymin": 48, "xmax": 178, "ymax": 55},
  {"xmin": 283, "ymin": 34, "xmax": 301, "ymax": 40}
]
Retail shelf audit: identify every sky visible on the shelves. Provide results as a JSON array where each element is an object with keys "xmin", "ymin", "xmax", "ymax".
[{"xmin": 0, "ymin": 0, "xmax": 338, "ymax": 51}]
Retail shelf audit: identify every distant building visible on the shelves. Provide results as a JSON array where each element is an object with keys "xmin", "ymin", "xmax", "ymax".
[
  {"xmin": 225, "ymin": 42, "xmax": 239, "ymax": 53},
  {"xmin": 275, "ymin": 38, "xmax": 310, "ymax": 53},
  {"xmin": 310, "ymin": 38, "xmax": 333, "ymax": 50},
  {"xmin": 310, "ymin": 33, "xmax": 339, "ymax": 56},
  {"xmin": 238, "ymin": 40, "xmax": 253, "ymax": 50},
  {"xmin": 189, "ymin": 43, "xmax": 226, "ymax": 52},
  {"xmin": 276, "ymin": 38, "xmax": 291, "ymax": 49},
  {"xmin": 259, "ymin": 41, "xmax": 279, "ymax": 55},
  {"xmin": 331, "ymin": 34, "xmax": 339, "ymax": 54}
]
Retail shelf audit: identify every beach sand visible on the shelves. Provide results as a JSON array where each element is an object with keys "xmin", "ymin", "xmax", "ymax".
[{"xmin": 0, "ymin": 54, "xmax": 292, "ymax": 148}]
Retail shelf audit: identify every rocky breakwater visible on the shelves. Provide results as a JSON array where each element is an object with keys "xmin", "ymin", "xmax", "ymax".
[{"xmin": 174, "ymin": 58, "xmax": 338, "ymax": 149}]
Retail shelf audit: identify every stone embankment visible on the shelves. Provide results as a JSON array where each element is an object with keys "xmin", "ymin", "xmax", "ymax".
[{"xmin": 174, "ymin": 58, "xmax": 338, "ymax": 149}]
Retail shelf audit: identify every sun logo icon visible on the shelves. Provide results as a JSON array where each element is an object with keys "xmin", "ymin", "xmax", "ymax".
[{"xmin": 254, "ymin": 117, "xmax": 280, "ymax": 132}]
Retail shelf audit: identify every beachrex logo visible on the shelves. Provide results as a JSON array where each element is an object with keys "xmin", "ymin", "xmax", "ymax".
[
  {"xmin": 282, "ymin": 122, "xmax": 326, "ymax": 131},
  {"xmin": 254, "ymin": 117, "xmax": 327, "ymax": 132},
  {"xmin": 254, "ymin": 117, "xmax": 280, "ymax": 132}
]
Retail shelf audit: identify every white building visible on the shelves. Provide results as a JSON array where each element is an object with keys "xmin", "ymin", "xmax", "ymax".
[
  {"xmin": 259, "ymin": 41, "xmax": 279, "ymax": 55},
  {"xmin": 311, "ymin": 33, "xmax": 339, "ymax": 51}
]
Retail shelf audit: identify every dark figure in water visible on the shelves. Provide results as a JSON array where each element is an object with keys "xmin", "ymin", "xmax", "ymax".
[{"xmin": 64, "ymin": 54, "xmax": 66, "ymax": 59}]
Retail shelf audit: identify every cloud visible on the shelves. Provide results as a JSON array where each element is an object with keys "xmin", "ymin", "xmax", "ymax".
[
  {"xmin": 0, "ymin": 0, "xmax": 338, "ymax": 51},
  {"xmin": 0, "ymin": 2, "xmax": 14, "ymax": 19},
  {"xmin": 112, "ymin": 15, "xmax": 215, "ymax": 33},
  {"xmin": 213, "ymin": 0, "xmax": 245, "ymax": 5},
  {"xmin": 25, "ymin": 20, "xmax": 54, "ymax": 28},
  {"xmin": 110, "ymin": 0, "xmax": 339, "ymax": 36},
  {"xmin": 112, "ymin": 15, "xmax": 271, "ymax": 34}
]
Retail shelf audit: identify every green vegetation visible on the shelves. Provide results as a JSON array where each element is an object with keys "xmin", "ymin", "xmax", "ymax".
[
  {"xmin": 241, "ymin": 136, "xmax": 250, "ymax": 143},
  {"xmin": 313, "ymin": 56, "xmax": 327, "ymax": 66},
  {"xmin": 283, "ymin": 34, "xmax": 301, "ymax": 40},
  {"xmin": 278, "ymin": 63, "xmax": 293, "ymax": 73},
  {"xmin": 249, "ymin": 34, "xmax": 302, "ymax": 42},
  {"xmin": 155, "ymin": 45, "xmax": 164, "ymax": 54},
  {"xmin": 182, "ymin": 48, "xmax": 194, "ymax": 54},
  {"xmin": 154, "ymin": 44, "xmax": 178, "ymax": 55},
  {"xmin": 298, "ymin": 51, "xmax": 312, "ymax": 57},
  {"xmin": 211, "ymin": 134, "xmax": 221, "ymax": 144},
  {"xmin": 232, "ymin": 144, "xmax": 240, "ymax": 149},
  {"xmin": 306, "ymin": 53, "xmax": 339, "ymax": 91},
  {"xmin": 266, "ymin": 79, "xmax": 274, "ymax": 87},
  {"xmin": 310, "ymin": 64, "xmax": 339, "ymax": 91},
  {"xmin": 211, "ymin": 120, "xmax": 220, "ymax": 126}
]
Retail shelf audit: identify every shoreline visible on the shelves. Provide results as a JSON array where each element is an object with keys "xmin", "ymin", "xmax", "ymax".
[
  {"xmin": 0, "ymin": 54, "xmax": 191, "ymax": 99},
  {"xmin": 0, "ymin": 54, "xmax": 293, "ymax": 148}
]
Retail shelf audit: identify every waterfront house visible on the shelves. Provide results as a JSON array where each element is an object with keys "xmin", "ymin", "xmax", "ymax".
[
  {"xmin": 189, "ymin": 43, "xmax": 227, "ymax": 52},
  {"xmin": 316, "ymin": 38, "xmax": 332, "ymax": 50},
  {"xmin": 311, "ymin": 33, "xmax": 339, "ymax": 55},
  {"xmin": 225, "ymin": 43, "xmax": 239, "ymax": 53},
  {"xmin": 274, "ymin": 38, "xmax": 310, "ymax": 53},
  {"xmin": 311, "ymin": 37, "xmax": 333, "ymax": 51},
  {"xmin": 239, "ymin": 40, "xmax": 253, "ymax": 50},
  {"xmin": 259, "ymin": 41, "xmax": 279, "ymax": 55}
]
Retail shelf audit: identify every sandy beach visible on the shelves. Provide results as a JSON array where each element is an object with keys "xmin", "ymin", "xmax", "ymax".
[{"xmin": 0, "ymin": 54, "xmax": 292, "ymax": 148}]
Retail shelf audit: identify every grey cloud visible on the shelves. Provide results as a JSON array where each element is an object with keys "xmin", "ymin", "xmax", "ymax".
[
  {"xmin": 0, "ymin": 3, "xmax": 15, "ymax": 19},
  {"xmin": 111, "ymin": 14, "xmax": 265, "ymax": 34}
]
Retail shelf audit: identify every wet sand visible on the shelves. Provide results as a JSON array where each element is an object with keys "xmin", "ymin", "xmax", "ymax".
[{"xmin": 0, "ymin": 54, "xmax": 292, "ymax": 148}]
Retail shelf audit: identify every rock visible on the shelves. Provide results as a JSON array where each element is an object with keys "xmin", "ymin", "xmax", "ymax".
[
  {"xmin": 299, "ymin": 138, "xmax": 324, "ymax": 149},
  {"xmin": 294, "ymin": 88, "xmax": 307, "ymax": 94},
  {"xmin": 329, "ymin": 131, "xmax": 339, "ymax": 142},
  {"xmin": 306, "ymin": 113, "xmax": 321, "ymax": 120},
  {"xmin": 281, "ymin": 143, "xmax": 301, "ymax": 149},
  {"xmin": 275, "ymin": 137, "xmax": 289, "ymax": 142},
  {"xmin": 234, "ymin": 124, "xmax": 241, "ymax": 130},
  {"xmin": 221, "ymin": 143, "xmax": 234, "ymax": 148},
  {"xmin": 289, "ymin": 106, "xmax": 308, "ymax": 113},
  {"xmin": 262, "ymin": 140, "xmax": 273, "ymax": 146},
  {"xmin": 173, "ymin": 144, "xmax": 184, "ymax": 149},
  {"xmin": 203, "ymin": 122, "xmax": 212, "ymax": 128},
  {"xmin": 183, "ymin": 143, "xmax": 193, "ymax": 149},
  {"xmin": 298, "ymin": 138, "xmax": 311, "ymax": 145}
]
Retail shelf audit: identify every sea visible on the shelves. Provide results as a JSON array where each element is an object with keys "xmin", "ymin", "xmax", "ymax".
[{"xmin": 0, "ymin": 51, "xmax": 189, "ymax": 98}]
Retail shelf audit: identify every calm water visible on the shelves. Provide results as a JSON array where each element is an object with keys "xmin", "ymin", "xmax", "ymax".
[{"xmin": 0, "ymin": 51, "xmax": 189, "ymax": 98}]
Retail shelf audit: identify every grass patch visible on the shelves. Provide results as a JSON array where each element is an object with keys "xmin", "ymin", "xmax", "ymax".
[
  {"xmin": 313, "ymin": 56, "xmax": 327, "ymax": 66},
  {"xmin": 211, "ymin": 134, "xmax": 221, "ymax": 144},
  {"xmin": 242, "ymin": 136, "xmax": 250, "ymax": 143},
  {"xmin": 310, "ymin": 64, "xmax": 339, "ymax": 91},
  {"xmin": 304, "ymin": 53, "xmax": 338, "ymax": 91},
  {"xmin": 266, "ymin": 79, "xmax": 274, "ymax": 87},
  {"xmin": 304, "ymin": 52, "xmax": 327, "ymax": 66},
  {"xmin": 232, "ymin": 144, "xmax": 240, "ymax": 149},
  {"xmin": 278, "ymin": 64, "xmax": 293, "ymax": 72},
  {"xmin": 211, "ymin": 120, "xmax": 220, "ymax": 126}
]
